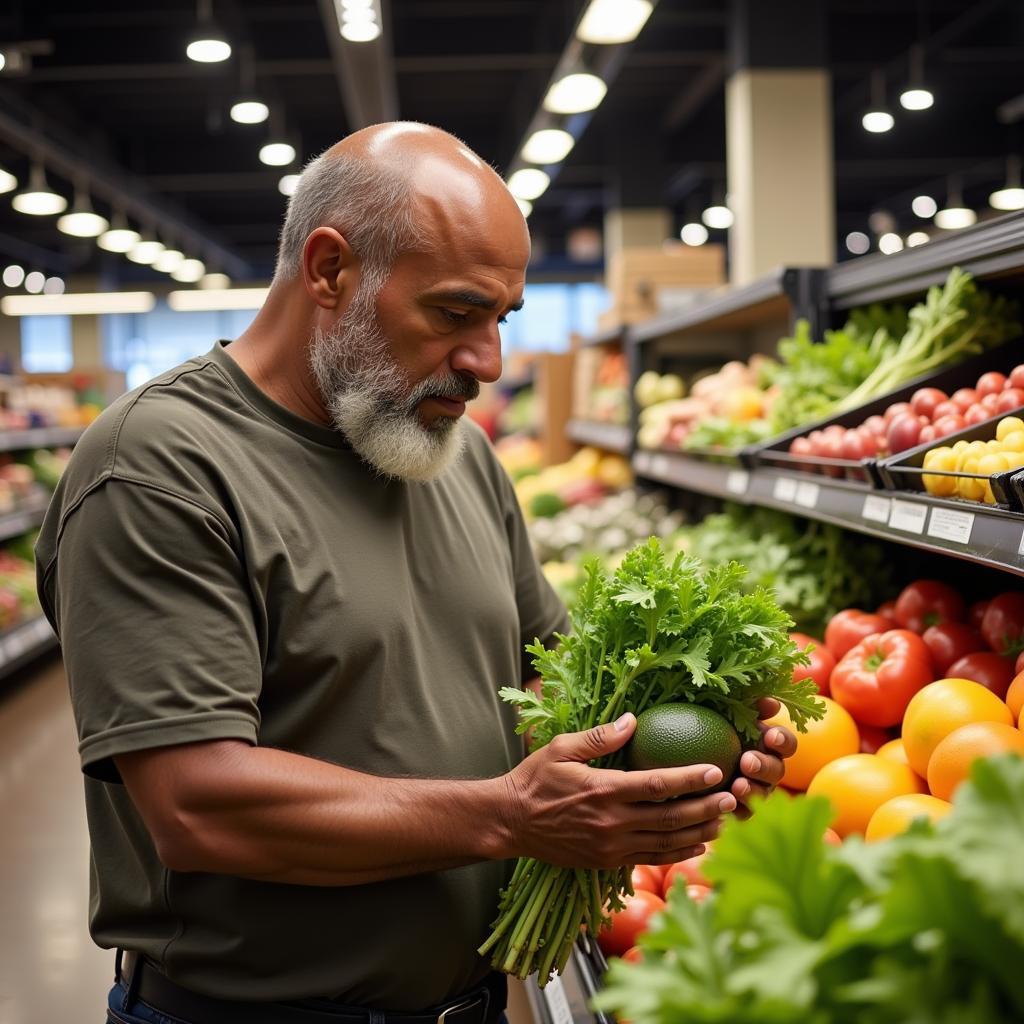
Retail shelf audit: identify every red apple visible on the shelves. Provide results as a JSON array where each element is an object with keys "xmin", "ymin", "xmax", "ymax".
[{"xmin": 887, "ymin": 413, "xmax": 923, "ymax": 454}]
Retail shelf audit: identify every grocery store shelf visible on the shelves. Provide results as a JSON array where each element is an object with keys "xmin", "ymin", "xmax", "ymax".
[
  {"xmin": 829, "ymin": 210, "xmax": 1024, "ymax": 309},
  {"xmin": 0, "ymin": 496, "xmax": 51, "ymax": 542},
  {"xmin": 0, "ymin": 617, "xmax": 58, "ymax": 680},
  {"xmin": 524, "ymin": 941, "xmax": 611, "ymax": 1024},
  {"xmin": 633, "ymin": 449, "xmax": 752, "ymax": 502},
  {"xmin": 0, "ymin": 426, "xmax": 85, "ymax": 453},
  {"xmin": 566, "ymin": 420, "xmax": 631, "ymax": 454}
]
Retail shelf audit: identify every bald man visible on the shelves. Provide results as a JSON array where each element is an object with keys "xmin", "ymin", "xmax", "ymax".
[{"xmin": 37, "ymin": 123, "xmax": 794, "ymax": 1023}]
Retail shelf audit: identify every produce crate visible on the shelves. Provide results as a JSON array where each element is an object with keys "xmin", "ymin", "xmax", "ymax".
[{"xmin": 749, "ymin": 341, "xmax": 1024, "ymax": 485}]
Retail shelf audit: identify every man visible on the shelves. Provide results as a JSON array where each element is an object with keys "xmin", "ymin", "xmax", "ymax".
[{"xmin": 37, "ymin": 123, "xmax": 794, "ymax": 1023}]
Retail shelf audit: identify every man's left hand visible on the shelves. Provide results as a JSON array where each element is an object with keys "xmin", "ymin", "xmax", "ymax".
[{"xmin": 730, "ymin": 697, "xmax": 797, "ymax": 820}]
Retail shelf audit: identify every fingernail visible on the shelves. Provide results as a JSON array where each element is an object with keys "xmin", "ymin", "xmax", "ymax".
[
  {"xmin": 769, "ymin": 730, "xmax": 784, "ymax": 747},
  {"xmin": 704, "ymin": 767, "xmax": 722, "ymax": 785},
  {"xmin": 718, "ymin": 794, "xmax": 736, "ymax": 812},
  {"xmin": 614, "ymin": 713, "xmax": 634, "ymax": 733},
  {"xmin": 746, "ymin": 757, "xmax": 760, "ymax": 776}
]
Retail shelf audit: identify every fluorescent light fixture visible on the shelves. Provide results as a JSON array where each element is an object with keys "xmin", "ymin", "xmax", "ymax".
[
  {"xmin": 543, "ymin": 73, "xmax": 607, "ymax": 114},
  {"xmin": 680, "ymin": 222, "xmax": 709, "ymax": 246},
  {"xmin": 522, "ymin": 129, "xmax": 574, "ymax": 165},
  {"xmin": 12, "ymin": 165, "xmax": 67, "ymax": 215},
  {"xmin": 343, "ymin": 6, "xmax": 377, "ymax": 23},
  {"xmin": 43, "ymin": 276, "xmax": 65, "ymax": 295},
  {"xmin": 879, "ymin": 232, "xmax": 904, "ymax": 254},
  {"xmin": 340, "ymin": 20, "xmax": 381, "ymax": 41},
  {"xmin": 514, "ymin": 198, "xmax": 532, "ymax": 217},
  {"xmin": 845, "ymin": 231, "xmax": 870, "ymax": 255},
  {"xmin": 934, "ymin": 206, "xmax": 976, "ymax": 230},
  {"xmin": 862, "ymin": 110, "xmax": 894, "ymax": 133},
  {"xmin": 912, "ymin": 194, "xmax": 937, "ymax": 218},
  {"xmin": 171, "ymin": 258, "xmax": 206, "ymax": 283},
  {"xmin": 900, "ymin": 87, "xmax": 934, "ymax": 111},
  {"xmin": 199, "ymin": 272, "xmax": 231, "ymax": 289},
  {"xmin": 0, "ymin": 291, "xmax": 157, "ymax": 316},
  {"xmin": 907, "ymin": 231, "xmax": 930, "ymax": 247},
  {"xmin": 168, "ymin": 287, "xmax": 268, "ymax": 311},
  {"xmin": 24, "ymin": 272, "xmax": 46, "ymax": 294},
  {"xmin": 576, "ymin": 0, "xmax": 653, "ymax": 44},
  {"xmin": 2, "ymin": 264, "xmax": 25, "ymax": 288},
  {"xmin": 278, "ymin": 174, "xmax": 300, "ymax": 197},
  {"xmin": 342, "ymin": 0, "xmax": 374, "ymax": 8},
  {"xmin": 187, "ymin": 38, "xmax": 231, "ymax": 63},
  {"xmin": 98, "ymin": 226, "xmax": 141, "ymax": 253},
  {"xmin": 507, "ymin": 168, "xmax": 550, "ymax": 201},
  {"xmin": 990, "ymin": 186, "xmax": 1024, "ymax": 211},
  {"xmin": 702, "ymin": 204, "xmax": 733, "ymax": 229},
  {"xmin": 127, "ymin": 239, "xmax": 165, "ymax": 264},
  {"xmin": 57, "ymin": 199, "xmax": 109, "ymax": 237},
  {"xmin": 260, "ymin": 142, "xmax": 296, "ymax": 166},
  {"xmin": 230, "ymin": 100, "xmax": 269, "ymax": 124},
  {"xmin": 153, "ymin": 249, "xmax": 185, "ymax": 273},
  {"xmin": 0, "ymin": 166, "xmax": 16, "ymax": 194}
]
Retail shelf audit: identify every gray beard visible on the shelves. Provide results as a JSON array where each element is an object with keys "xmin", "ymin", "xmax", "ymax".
[{"xmin": 307, "ymin": 286, "xmax": 477, "ymax": 483}]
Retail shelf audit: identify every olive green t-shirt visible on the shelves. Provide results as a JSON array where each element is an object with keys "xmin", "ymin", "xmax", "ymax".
[{"xmin": 35, "ymin": 341, "xmax": 567, "ymax": 1009}]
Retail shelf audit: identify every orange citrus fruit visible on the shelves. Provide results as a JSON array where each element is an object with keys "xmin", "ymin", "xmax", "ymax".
[
  {"xmin": 864, "ymin": 793, "xmax": 952, "ymax": 842},
  {"xmin": 764, "ymin": 697, "xmax": 859, "ymax": 791},
  {"xmin": 901, "ymin": 678, "xmax": 1013, "ymax": 778},
  {"xmin": 876, "ymin": 738, "xmax": 913, "ymax": 768},
  {"xmin": 1007, "ymin": 671, "xmax": 1024, "ymax": 721},
  {"xmin": 926, "ymin": 722, "xmax": 1024, "ymax": 800},
  {"xmin": 806, "ymin": 753, "xmax": 926, "ymax": 837}
]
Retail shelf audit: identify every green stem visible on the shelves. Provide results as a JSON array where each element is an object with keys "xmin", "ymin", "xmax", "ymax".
[
  {"xmin": 502, "ymin": 862, "xmax": 558, "ymax": 975},
  {"xmin": 478, "ymin": 859, "xmax": 540, "ymax": 957},
  {"xmin": 537, "ymin": 877, "xmax": 580, "ymax": 981}
]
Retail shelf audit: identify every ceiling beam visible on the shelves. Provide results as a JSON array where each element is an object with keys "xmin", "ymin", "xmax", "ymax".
[
  {"xmin": 662, "ymin": 57, "xmax": 727, "ymax": 132},
  {"xmin": 23, "ymin": 60, "xmax": 336, "ymax": 83}
]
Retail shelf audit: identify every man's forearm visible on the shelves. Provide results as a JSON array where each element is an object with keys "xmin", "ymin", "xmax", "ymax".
[{"xmin": 118, "ymin": 741, "xmax": 514, "ymax": 886}]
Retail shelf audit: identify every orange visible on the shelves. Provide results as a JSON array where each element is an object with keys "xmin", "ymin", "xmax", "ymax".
[
  {"xmin": 806, "ymin": 753, "xmax": 927, "ymax": 837},
  {"xmin": 901, "ymin": 678, "xmax": 1013, "ymax": 778},
  {"xmin": 926, "ymin": 722, "xmax": 1024, "ymax": 800},
  {"xmin": 1007, "ymin": 671, "xmax": 1024, "ymax": 721},
  {"xmin": 764, "ymin": 698, "xmax": 860, "ymax": 791},
  {"xmin": 877, "ymin": 738, "xmax": 913, "ymax": 768},
  {"xmin": 864, "ymin": 793, "xmax": 952, "ymax": 842}
]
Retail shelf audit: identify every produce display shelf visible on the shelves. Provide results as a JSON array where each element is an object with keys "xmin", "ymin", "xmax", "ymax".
[
  {"xmin": 0, "ymin": 426, "xmax": 86, "ymax": 453},
  {"xmin": 565, "ymin": 420, "xmax": 631, "ymax": 454},
  {"xmin": 0, "ymin": 616, "xmax": 57, "ymax": 680},
  {"xmin": 829, "ymin": 209, "xmax": 1024, "ymax": 309},
  {"xmin": 524, "ymin": 942, "xmax": 612, "ymax": 1024},
  {"xmin": 633, "ymin": 449, "xmax": 753, "ymax": 503},
  {"xmin": 0, "ymin": 496, "xmax": 51, "ymax": 542}
]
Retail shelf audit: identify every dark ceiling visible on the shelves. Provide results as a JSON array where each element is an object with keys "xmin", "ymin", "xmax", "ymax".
[{"xmin": 0, "ymin": 0, "xmax": 1022, "ymax": 285}]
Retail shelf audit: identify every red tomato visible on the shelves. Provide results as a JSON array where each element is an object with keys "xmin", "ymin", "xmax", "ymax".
[
  {"xmin": 931, "ymin": 400, "xmax": 962, "ymax": 422},
  {"xmin": 981, "ymin": 393, "xmax": 1001, "ymax": 414},
  {"xmin": 964, "ymin": 404, "xmax": 992, "ymax": 426},
  {"xmin": 947, "ymin": 651, "xmax": 1016, "ymax": 699},
  {"xmin": 969, "ymin": 600, "xmax": 990, "ymax": 631},
  {"xmin": 820, "ymin": 433, "xmax": 845, "ymax": 478},
  {"xmin": 894, "ymin": 580, "xmax": 965, "ymax": 634},
  {"xmin": 1010, "ymin": 365, "xmax": 1024, "ymax": 390},
  {"xmin": 620, "ymin": 946, "xmax": 644, "ymax": 964},
  {"xmin": 825, "ymin": 609, "xmax": 893, "ymax": 660},
  {"xmin": 830, "ymin": 629, "xmax": 935, "ymax": 727},
  {"xmin": 863, "ymin": 415, "xmax": 887, "ymax": 437},
  {"xmin": 859, "ymin": 723, "xmax": 893, "ymax": 753},
  {"xmin": 932, "ymin": 414, "xmax": 967, "ymax": 437},
  {"xmin": 597, "ymin": 891, "xmax": 666, "ymax": 958},
  {"xmin": 918, "ymin": 424, "xmax": 937, "ymax": 444},
  {"xmin": 884, "ymin": 402, "xmax": 913, "ymax": 424},
  {"xmin": 790, "ymin": 632, "xmax": 837, "ymax": 695},
  {"xmin": 951, "ymin": 388, "xmax": 979, "ymax": 412},
  {"xmin": 910, "ymin": 388, "xmax": 948, "ymax": 419},
  {"xmin": 980, "ymin": 592, "xmax": 1024, "ymax": 656},
  {"xmin": 841, "ymin": 431, "xmax": 870, "ymax": 462},
  {"xmin": 663, "ymin": 851, "xmax": 712, "ymax": 896},
  {"xmin": 857, "ymin": 427, "xmax": 885, "ymax": 456},
  {"xmin": 807, "ymin": 430, "xmax": 826, "ymax": 457},
  {"xmin": 876, "ymin": 600, "xmax": 899, "ymax": 625},
  {"xmin": 997, "ymin": 389, "xmax": 1024, "ymax": 414},
  {"xmin": 887, "ymin": 414, "xmax": 923, "ymax": 454},
  {"xmin": 630, "ymin": 865, "xmax": 663, "ymax": 896},
  {"xmin": 977, "ymin": 371, "xmax": 1008, "ymax": 397},
  {"xmin": 922, "ymin": 622, "xmax": 987, "ymax": 675},
  {"xmin": 823, "ymin": 828, "xmax": 842, "ymax": 846}
]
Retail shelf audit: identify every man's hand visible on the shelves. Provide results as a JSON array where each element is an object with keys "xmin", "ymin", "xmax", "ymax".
[
  {"xmin": 500, "ymin": 713, "xmax": 733, "ymax": 870},
  {"xmin": 730, "ymin": 697, "xmax": 797, "ymax": 820}
]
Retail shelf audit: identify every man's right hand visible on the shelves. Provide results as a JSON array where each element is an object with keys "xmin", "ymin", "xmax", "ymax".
[{"xmin": 498, "ymin": 712, "xmax": 734, "ymax": 870}]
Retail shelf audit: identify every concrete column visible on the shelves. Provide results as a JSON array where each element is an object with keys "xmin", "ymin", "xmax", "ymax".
[
  {"xmin": 726, "ymin": 0, "xmax": 834, "ymax": 285},
  {"xmin": 71, "ymin": 315, "xmax": 103, "ymax": 368},
  {"xmin": 0, "ymin": 314, "xmax": 22, "ymax": 372}
]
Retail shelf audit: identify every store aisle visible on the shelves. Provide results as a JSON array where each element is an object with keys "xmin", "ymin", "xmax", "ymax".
[{"xmin": 0, "ymin": 658, "xmax": 113, "ymax": 1024}]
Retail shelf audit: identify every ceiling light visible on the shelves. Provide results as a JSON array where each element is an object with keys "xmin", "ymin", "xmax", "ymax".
[
  {"xmin": 260, "ymin": 142, "xmax": 296, "ymax": 166},
  {"xmin": 0, "ymin": 165, "xmax": 16, "ymax": 194},
  {"xmin": 845, "ymin": 231, "xmax": 870, "ymax": 255},
  {"xmin": 24, "ymin": 272, "xmax": 45, "ymax": 293},
  {"xmin": 680, "ymin": 223, "xmax": 709, "ymax": 246},
  {"xmin": 340, "ymin": 20, "xmax": 381, "ymax": 41},
  {"xmin": 278, "ymin": 173, "xmax": 300, "ymax": 197},
  {"xmin": 907, "ymin": 231, "xmax": 930, "ymax": 247},
  {"xmin": 57, "ymin": 188, "xmax": 109, "ymax": 238},
  {"xmin": 0, "ymin": 291, "xmax": 157, "ymax": 316},
  {"xmin": 900, "ymin": 88, "xmax": 934, "ymax": 111},
  {"xmin": 187, "ymin": 37, "xmax": 231, "ymax": 62},
  {"xmin": 912, "ymin": 194, "xmax": 937, "ymax": 218},
  {"xmin": 862, "ymin": 69, "xmax": 894, "ymax": 133},
  {"xmin": 543, "ymin": 73, "xmax": 607, "ymax": 114},
  {"xmin": 342, "ymin": 6, "xmax": 377, "ymax": 24},
  {"xmin": 0, "ymin": 52, "xmax": 5, "ymax": 73},
  {"xmin": 43, "ymin": 276, "xmax": 65, "ymax": 295},
  {"xmin": 2, "ymin": 264, "xmax": 25, "ymax": 288},
  {"xmin": 11, "ymin": 165, "xmax": 67, "ymax": 216},
  {"xmin": 900, "ymin": 46, "xmax": 933, "ymax": 111},
  {"xmin": 342, "ymin": 0, "xmax": 374, "ymax": 8},
  {"xmin": 990, "ymin": 156, "xmax": 1024, "ymax": 211},
  {"xmin": 230, "ymin": 100, "xmax": 269, "ymax": 124},
  {"xmin": 127, "ymin": 239, "xmax": 165, "ymax": 265},
  {"xmin": 521, "ymin": 129, "xmax": 574, "ymax": 165},
  {"xmin": 879, "ymin": 233, "xmax": 904, "ymax": 254},
  {"xmin": 153, "ymin": 249, "xmax": 185, "ymax": 273},
  {"xmin": 98, "ymin": 221, "xmax": 141, "ymax": 253},
  {"xmin": 171, "ymin": 259, "xmax": 206, "ymax": 283},
  {"xmin": 507, "ymin": 168, "xmax": 550, "ymax": 201},
  {"xmin": 701, "ymin": 204, "xmax": 733, "ymax": 230},
  {"xmin": 512, "ymin": 198, "xmax": 532, "ymax": 218},
  {"xmin": 576, "ymin": 0, "xmax": 653, "ymax": 44},
  {"xmin": 169, "ymin": 287, "xmax": 268, "ymax": 311},
  {"xmin": 199, "ymin": 272, "xmax": 231, "ymax": 289},
  {"xmin": 935, "ymin": 206, "xmax": 977, "ymax": 230}
]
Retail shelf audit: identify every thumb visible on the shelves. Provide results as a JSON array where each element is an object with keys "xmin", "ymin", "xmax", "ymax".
[{"xmin": 556, "ymin": 713, "xmax": 636, "ymax": 762}]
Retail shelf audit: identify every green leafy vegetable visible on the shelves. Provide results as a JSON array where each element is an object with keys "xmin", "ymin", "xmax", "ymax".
[{"xmin": 683, "ymin": 417, "xmax": 775, "ymax": 455}]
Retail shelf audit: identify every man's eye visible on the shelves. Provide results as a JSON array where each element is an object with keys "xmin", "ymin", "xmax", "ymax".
[{"xmin": 440, "ymin": 308, "xmax": 468, "ymax": 323}]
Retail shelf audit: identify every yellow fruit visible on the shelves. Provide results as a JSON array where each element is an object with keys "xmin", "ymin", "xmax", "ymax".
[
  {"xmin": 958, "ymin": 455, "xmax": 987, "ymax": 502},
  {"xmin": 952, "ymin": 440, "xmax": 971, "ymax": 454},
  {"xmin": 1007, "ymin": 672, "xmax": 1024, "ymax": 721},
  {"xmin": 996, "ymin": 416, "xmax": 1024, "ymax": 441},
  {"xmin": 927, "ymin": 722, "xmax": 1024, "ymax": 800},
  {"xmin": 1004, "ymin": 452, "xmax": 1024, "ymax": 471},
  {"xmin": 765, "ymin": 698, "xmax": 860, "ymax": 792},
  {"xmin": 806, "ymin": 754, "xmax": 926, "ymax": 837},
  {"xmin": 877, "ymin": 737, "xmax": 914, "ymax": 769},
  {"xmin": 865, "ymin": 793, "xmax": 952, "ymax": 842},
  {"xmin": 901, "ymin": 678, "xmax": 1015, "ymax": 778},
  {"xmin": 923, "ymin": 447, "xmax": 958, "ymax": 497},
  {"xmin": 978, "ymin": 452, "xmax": 1010, "ymax": 504},
  {"xmin": 998, "ymin": 429, "xmax": 1024, "ymax": 451}
]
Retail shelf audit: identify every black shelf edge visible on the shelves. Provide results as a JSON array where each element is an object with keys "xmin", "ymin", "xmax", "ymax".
[
  {"xmin": 566, "ymin": 420, "xmax": 631, "ymax": 454},
  {"xmin": 828, "ymin": 210, "xmax": 1024, "ymax": 309},
  {"xmin": 0, "ymin": 616, "xmax": 58, "ymax": 679},
  {"xmin": 633, "ymin": 450, "xmax": 754, "ymax": 502},
  {"xmin": 0, "ymin": 498, "xmax": 50, "ymax": 542},
  {"xmin": 0, "ymin": 426, "xmax": 86, "ymax": 453}
]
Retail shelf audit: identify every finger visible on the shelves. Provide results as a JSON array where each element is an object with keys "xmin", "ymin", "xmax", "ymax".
[
  {"xmin": 628, "ymin": 819, "xmax": 723, "ymax": 860},
  {"xmin": 627, "ymin": 843, "xmax": 706, "ymax": 868},
  {"xmin": 548, "ymin": 715, "xmax": 636, "ymax": 764},
  {"xmin": 608, "ymin": 764, "xmax": 724, "ymax": 803},
  {"xmin": 731, "ymin": 777, "xmax": 773, "ymax": 806},
  {"xmin": 756, "ymin": 722, "xmax": 797, "ymax": 759},
  {"xmin": 740, "ymin": 750, "xmax": 786, "ymax": 788},
  {"xmin": 626, "ymin": 790, "xmax": 736, "ymax": 832},
  {"xmin": 757, "ymin": 696, "xmax": 781, "ymax": 719}
]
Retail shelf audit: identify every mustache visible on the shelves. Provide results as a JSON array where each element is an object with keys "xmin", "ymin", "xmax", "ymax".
[{"xmin": 407, "ymin": 371, "xmax": 480, "ymax": 406}]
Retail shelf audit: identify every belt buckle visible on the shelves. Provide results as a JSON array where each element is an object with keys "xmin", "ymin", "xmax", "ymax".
[{"xmin": 436, "ymin": 996, "xmax": 478, "ymax": 1024}]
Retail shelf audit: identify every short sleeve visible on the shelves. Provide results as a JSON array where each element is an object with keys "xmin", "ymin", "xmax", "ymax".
[{"xmin": 40, "ymin": 480, "xmax": 263, "ymax": 783}]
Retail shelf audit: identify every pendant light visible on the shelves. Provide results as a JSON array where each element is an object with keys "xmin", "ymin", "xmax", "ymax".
[
  {"xmin": 187, "ymin": 0, "xmax": 232, "ymax": 63},
  {"xmin": 57, "ymin": 183, "xmax": 109, "ymax": 237},
  {"xmin": 934, "ymin": 177, "xmax": 976, "ymax": 230},
  {"xmin": 11, "ymin": 163, "xmax": 67, "ymax": 216},
  {"xmin": 862, "ymin": 69, "xmax": 894, "ymax": 133},
  {"xmin": 990, "ymin": 156, "xmax": 1024, "ymax": 211},
  {"xmin": 900, "ymin": 45, "xmax": 934, "ymax": 111},
  {"xmin": 98, "ymin": 211, "xmax": 141, "ymax": 253}
]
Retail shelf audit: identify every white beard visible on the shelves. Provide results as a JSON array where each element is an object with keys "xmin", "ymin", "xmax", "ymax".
[{"xmin": 307, "ymin": 286, "xmax": 471, "ymax": 483}]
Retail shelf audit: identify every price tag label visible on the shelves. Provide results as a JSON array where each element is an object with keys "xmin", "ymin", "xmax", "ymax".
[
  {"xmin": 927, "ymin": 507, "xmax": 975, "ymax": 545},
  {"xmin": 773, "ymin": 476, "xmax": 798, "ymax": 502},
  {"xmin": 862, "ymin": 494, "xmax": 892, "ymax": 523},
  {"xmin": 726, "ymin": 469, "xmax": 749, "ymax": 495},
  {"xmin": 889, "ymin": 499, "xmax": 928, "ymax": 534},
  {"xmin": 795, "ymin": 481, "xmax": 820, "ymax": 509},
  {"xmin": 544, "ymin": 974, "xmax": 575, "ymax": 1024},
  {"xmin": 1018, "ymin": 528, "xmax": 1024, "ymax": 558}
]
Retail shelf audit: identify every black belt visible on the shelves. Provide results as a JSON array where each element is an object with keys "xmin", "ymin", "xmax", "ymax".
[{"xmin": 114, "ymin": 950, "xmax": 506, "ymax": 1024}]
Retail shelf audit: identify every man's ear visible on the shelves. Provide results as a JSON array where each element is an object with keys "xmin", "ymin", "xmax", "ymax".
[{"xmin": 302, "ymin": 227, "xmax": 359, "ymax": 310}]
